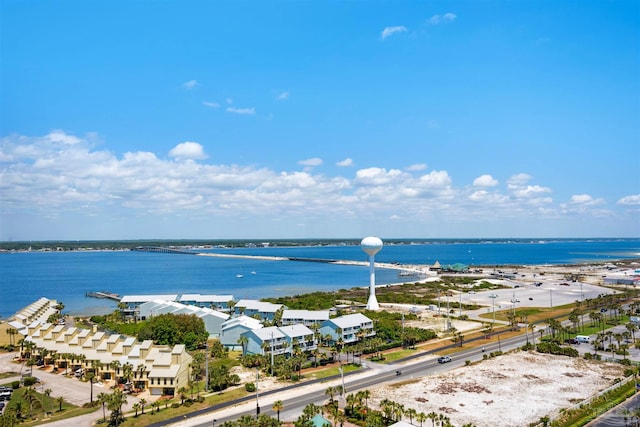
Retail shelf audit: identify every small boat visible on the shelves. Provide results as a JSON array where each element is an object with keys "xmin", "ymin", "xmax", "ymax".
[
  {"xmin": 236, "ymin": 274, "xmax": 244, "ymax": 278},
  {"xmin": 251, "ymin": 271, "xmax": 257, "ymax": 275}
]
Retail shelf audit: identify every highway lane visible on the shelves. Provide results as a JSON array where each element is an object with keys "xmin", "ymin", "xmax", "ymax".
[{"xmin": 160, "ymin": 333, "xmax": 530, "ymax": 427}]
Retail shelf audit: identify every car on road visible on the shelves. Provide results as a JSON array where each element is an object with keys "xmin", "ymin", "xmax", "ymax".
[{"xmin": 437, "ymin": 356, "xmax": 452, "ymax": 364}]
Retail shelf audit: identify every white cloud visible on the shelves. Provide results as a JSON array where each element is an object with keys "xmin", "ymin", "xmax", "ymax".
[
  {"xmin": 428, "ymin": 13, "xmax": 456, "ymax": 25},
  {"xmin": 47, "ymin": 130, "xmax": 82, "ymax": 145},
  {"xmin": 507, "ymin": 173, "xmax": 532, "ymax": 186},
  {"xmin": 355, "ymin": 167, "xmax": 405, "ymax": 185},
  {"xmin": 298, "ymin": 157, "xmax": 323, "ymax": 167},
  {"xmin": 336, "ymin": 158, "xmax": 353, "ymax": 167},
  {"xmin": 381, "ymin": 26, "xmax": 408, "ymax": 40},
  {"xmin": 2, "ymin": 131, "xmax": 636, "ymax": 240},
  {"xmin": 569, "ymin": 194, "xmax": 604, "ymax": 206},
  {"xmin": 181, "ymin": 80, "xmax": 199, "ymax": 90},
  {"xmin": 169, "ymin": 141, "xmax": 207, "ymax": 161},
  {"xmin": 276, "ymin": 91, "xmax": 289, "ymax": 101},
  {"xmin": 417, "ymin": 170, "xmax": 452, "ymax": 187},
  {"xmin": 227, "ymin": 107, "xmax": 256, "ymax": 115},
  {"xmin": 203, "ymin": 101, "xmax": 220, "ymax": 108},
  {"xmin": 618, "ymin": 195, "xmax": 640, "ymax": 205},
  {"xmin": 473, "ymin": 174, "xmax": 498, "ymax": 187},
  {"xmin": 510, "ymin": 185, "xmax": 552, "ymax": 198},
  {"xmin": 406, "ymin": 164, "xmax": 427, "ymax": 172}
]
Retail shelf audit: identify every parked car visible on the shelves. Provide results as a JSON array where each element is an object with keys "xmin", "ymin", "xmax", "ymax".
[
  {"xmin": 437, "ymin": 356, "xmax": 452, "ymax": 364},
  {"xmin": 564, "ymin": 338, "xmax": 580, "ymax": 345}
]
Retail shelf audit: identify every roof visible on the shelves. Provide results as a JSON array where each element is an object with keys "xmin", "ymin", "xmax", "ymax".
[
  {"xmin": 282, "ymin": 310, "xmax": 330, "ymax": 321},
  {"xmin": 221, "ymin": 315, "xmax": 263, "ymax": 331},
  {"xmin": 179, "ymin": 294, "xmax": 234, "ymax": 303},
  {"xmin": 235, "ymin": 299, "xmax": 283, "ymax": 313},
  {"xmin": 140, "ymin": 300, "xmax": 229, "ymax": 320},
  {"xmin": 328, "ymin": 313, "xmax": 372, "ymax": 328},
  {"xmin": 311, "ymin": 414, "xmax": 332, "ymax": 427},
  {"xmin": 250, "ymin": 326, "xmax": 285, "ymax": 341},
  {"xmin": 278, "ymin": 324, "xmax": 314, "ymax": 338},
  {"xmin": 121, "ymin": 295, "xmax": 178, "ymax": 303}
]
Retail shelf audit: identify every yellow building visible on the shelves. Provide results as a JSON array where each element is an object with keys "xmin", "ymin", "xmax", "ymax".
[{"xmin": 21, "ymin": 321, "xmax": 192, "ymax": 396}]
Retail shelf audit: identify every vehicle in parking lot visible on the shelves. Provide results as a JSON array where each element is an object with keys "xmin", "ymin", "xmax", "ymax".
[
  {"xmin": 437, "ymin": 356, "xmax": 452, "ymax": 363},
  {"xmin": 564, "ymin": 338, "xmax": 580, "ymax": 345}
]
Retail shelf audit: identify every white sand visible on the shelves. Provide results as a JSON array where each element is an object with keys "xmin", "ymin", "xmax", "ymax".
[{"xmin": 369, "ymin": 352, "xmax": 626, "ymax": 427}]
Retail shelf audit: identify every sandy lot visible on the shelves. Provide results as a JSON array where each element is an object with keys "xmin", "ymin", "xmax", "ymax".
[{"xmin": 369, "ymin": 351, "xmax": 626, "ymax": 427}]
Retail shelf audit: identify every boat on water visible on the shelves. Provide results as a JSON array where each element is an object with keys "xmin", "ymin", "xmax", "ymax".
[{"xmin": 236, "ymin": 274, "xmax": 244, "ymax": 278}]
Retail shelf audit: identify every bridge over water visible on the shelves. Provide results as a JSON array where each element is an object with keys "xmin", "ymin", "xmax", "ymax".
[{"xmin": 131, "ymin": 246, "xmax": 198, "ymax": 255}]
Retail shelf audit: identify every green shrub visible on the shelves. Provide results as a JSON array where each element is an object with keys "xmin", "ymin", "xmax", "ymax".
[
  {"xmin": 23, "ymin": 377, "xmax": 36, "ymax": 386},
  {"xmin": 11, "ymin": 380, "xmax": 20, "ymax": 389},
  {"xmin": 245, "ymin": 382, "xmax": 256, "ymax": 392}
]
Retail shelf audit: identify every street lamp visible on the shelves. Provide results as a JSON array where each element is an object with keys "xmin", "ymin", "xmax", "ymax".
[
  {"xmin": 489, "ymin": 294, "xmax": 498, "ymax": 325},
  {"xmin": 255, "ymin": 369, "xmax": 260, "ymax": 416}
]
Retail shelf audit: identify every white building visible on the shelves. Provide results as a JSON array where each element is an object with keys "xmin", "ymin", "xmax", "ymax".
[
  {"xmin": 120, "ymin": 294, "xmax": 178, "ymax": 310},
  {"xmin": 178, "ymin": 294, "xmax": 234, "ymax": 311},
  {"xmin": 281, "ymin": 309, "xmax": 330, "ymax": 327},
  {"xmin": 234, "ymin": 299, "xmax": 285, "ymax": 321},
  {"xmin": 319, "ymin": 313, "xmax": 376, "ymax": 345},
  {"xmin": 219, "ymin": 315, "xmax": 263, "ymax": 350},
  {"xmin": 138, "ymin": 300, "xmax": 229, "ymax": 337},
  {"xmin": 241, "ymin": 324, "xmax": 317, "ymax": 356}
]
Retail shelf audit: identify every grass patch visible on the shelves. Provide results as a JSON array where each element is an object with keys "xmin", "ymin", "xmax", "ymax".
[
  {"xmin": 2, "ymin": 385, "xmax": 95, "ymax": 426},
  {"xmin": 378, "ymin": 348, "xmax": 417, "ymax": 363},
  {"xmin": 309, "ymin": 364, "xmax": 360, "ymax": 380},
  {"xmin": 0, "ymin": 372, "xmax": 19, "ymax": 380},
  {"xmin": 123, "ymin": 387, "xmax": 249, "ymax": 427},
  {"xmin": 551, "ymin": 378, "xmax": 636, "ymax": 427}
]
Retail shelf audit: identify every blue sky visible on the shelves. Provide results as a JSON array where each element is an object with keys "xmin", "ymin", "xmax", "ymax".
[{"xmin": 1, "ymin": 0, "xmax": 639, "ymax": 241}]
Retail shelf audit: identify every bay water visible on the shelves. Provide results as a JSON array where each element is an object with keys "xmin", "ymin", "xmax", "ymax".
[{"xmin": 1, "ymin": 238, "xmax": 638, "ymax": 319}]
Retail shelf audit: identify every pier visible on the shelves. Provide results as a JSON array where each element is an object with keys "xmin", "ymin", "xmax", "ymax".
[{"xmin": 86, "ymin": 291, "xmax": 121, "ymax": 302}]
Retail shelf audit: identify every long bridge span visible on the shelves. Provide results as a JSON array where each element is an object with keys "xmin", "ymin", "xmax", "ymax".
[{"xmin": 131, "ymin": 246, "xmax": 198, "ymax": 255}]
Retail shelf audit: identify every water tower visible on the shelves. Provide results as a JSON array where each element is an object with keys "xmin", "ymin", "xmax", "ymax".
[{"xmin": 361, "ymin": 236, "xmax": 383, "ymax": 310}]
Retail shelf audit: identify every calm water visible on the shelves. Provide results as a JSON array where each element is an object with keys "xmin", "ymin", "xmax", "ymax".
[{"xmin": 1, "ymin": 239, "xmax": 638, "ymax": 319}]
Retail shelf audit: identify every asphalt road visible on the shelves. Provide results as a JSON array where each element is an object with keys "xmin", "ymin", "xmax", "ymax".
[{"xmin": 157, "ymin": 333, "xmax": 528, "ymax": 427}]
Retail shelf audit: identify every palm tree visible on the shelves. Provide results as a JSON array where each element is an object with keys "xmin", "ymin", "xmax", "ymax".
[
  {"xmin": 88, "ymin": 372, "xmax": 96, "ymax": 403},
  {"xmin": 416, "ymin": 412, "xmax": 427, "ymax": 427},
  {"xmin": 152, "ymin": 400, "xmax": 161, "ymax": 413},
  {"xmin": 108, "ymin": 389, "xmax": 128, "ymax": 426},
  {"xmin": 325, "ymin": 386, "xmax": 336, "ymax": 403},
  {"xmin": 122, "ymin": 362, "xmax": 134, "ymax": 386},
  {"xmin": 405, "ymin": 407, "xmax": 417, "ymax": 425},
  {"xmin": 44, "ymin": 388, "xmax": 52, "ymax": 415},
  {"xmin": 56, "ymin": 396, "xmax": 65, "ymax": 412},
  {"xmin": 23, "ymin": 387, "xmax": 37, "ymax": 418},
  {"xmin": 12, "ymin": 400, "xmax": 24, "ymax": 420},
  {"xmin": 178, "ymin": 386, "xmax": 188, "ymax": 404},
  {"xmin": 97, "ymin": 392, "xmax": 109, "ymax": 422},
  {"xmin": 238, "ymin": 335, "xmax": 249, "ymax": 355},
  {"xmin": 272, "ymin": 400, "xmax": 283, "ymax": 422},
  {"xmin": 133, "ymin": 402, "xmax": 141, "ymax": 417},
  {"xmin": 110, "ymin": 360, "xmax": 121, "ymax": 385},
  {"xmin": 627, "ymin": 322, "xmax": 637, "ymax": 342},
  {"xmin": 139, "ymin": 397, "xmax": 147, "ymax": 414}
]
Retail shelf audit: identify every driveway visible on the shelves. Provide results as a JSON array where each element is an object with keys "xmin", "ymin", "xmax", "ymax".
[{"xmin": 0, "ymin": 352, "xmax": 144, "ymax": 427}]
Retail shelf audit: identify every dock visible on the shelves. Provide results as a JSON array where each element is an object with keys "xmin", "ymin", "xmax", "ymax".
[{"xmin": 86, "ymin": 291, "xmax": 121, "ymax": 302}]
